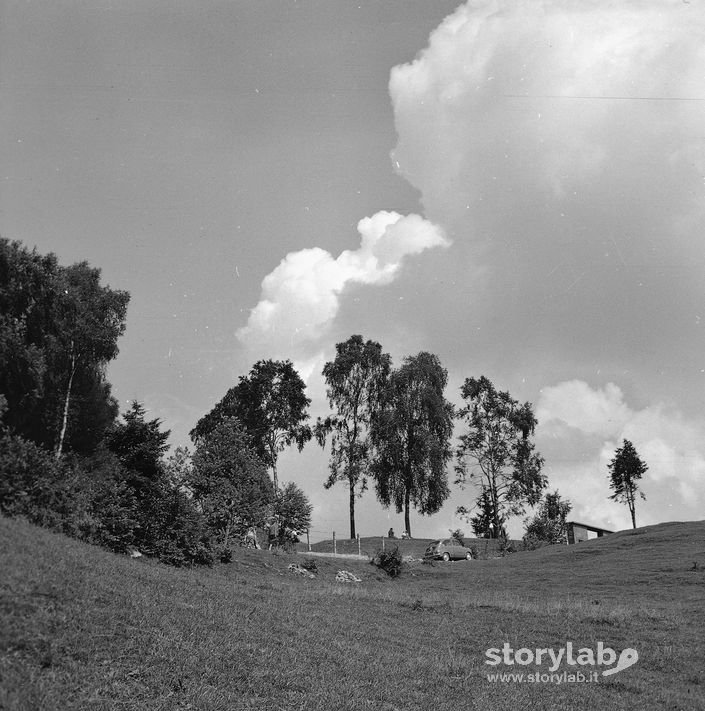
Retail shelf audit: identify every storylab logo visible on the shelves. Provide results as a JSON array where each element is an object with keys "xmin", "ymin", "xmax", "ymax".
[{"xmin": 485, "ymin": 642, "xmax": 639, "ymax": 684}]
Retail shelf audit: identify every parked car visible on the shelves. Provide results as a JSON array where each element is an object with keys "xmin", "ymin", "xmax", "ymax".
[{"xmin": 424, "ymin": 538, "xmax": 473, "ymax": 562}]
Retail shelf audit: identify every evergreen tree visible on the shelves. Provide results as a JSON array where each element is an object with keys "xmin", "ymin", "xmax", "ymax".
[{"xmin": 105, "ymin": 401, "xmax": 171, "ymax": 499}]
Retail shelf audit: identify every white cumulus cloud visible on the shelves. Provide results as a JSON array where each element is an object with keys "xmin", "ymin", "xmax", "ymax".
[
  {"xmin": 236, "ymin": 211, "xmax": 448, "ymax": 359},
  {"xmin": 385, "ymin": 0, "xmax": 705, "ymax": 418}
]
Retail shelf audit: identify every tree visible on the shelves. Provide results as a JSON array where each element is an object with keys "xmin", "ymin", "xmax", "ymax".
[
  {"xmin": 523, "ymin": 490, "xmax": 572, "ymax": 547},
  {"xmin": 191, "ymin": 360, "xmax": 311, "ymax": 490},
  {"xmin": 189, "ymin": 417, "xmax": 274, "ymax": 546},
  {"xmin": 315, "ymin": 335, "xmax": 391, "ymax": 539},
  {"xmin": 462, "ymin": 488, "xmax": 507, "ymax": 539},
  {"xmin": 455, "ymin": 376, "xmax": 546, "ymax": 538},
  {"xmin": 0, "ymin": 240, "xmax": 129, "ymax": 456},
  {"xmin": 105, "ymin": 401, "xmax": 171, "ymax": 499},
  {"xmin": 370, "ymin": 352, "xmax": 454, "ymax": 537},
  {"xmin": 273, "ymin": 481, "xmax": 313, "ymax": 547},
  {"xmin": 607, "ymin": 439, "xmax": 647, "ymax": 529},
  {"xmin": 0, "ymin": 240, "xmax": 58, "ymax": 442},
  {"xmin": 52, "ymin": 262, "xmax": 129, "ymax": 458}
]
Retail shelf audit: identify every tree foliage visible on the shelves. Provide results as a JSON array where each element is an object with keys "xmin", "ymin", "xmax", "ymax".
[
  {"xmin": 52, "ymin": 262, "xmax": 130, "ymax": 457},
  {"xmin": 455, "ymin": 376, "xmax": 546, "ymax": 538},
  {"xmin": 370, "ymin": 352, "xmax": 454, "ymax": 537},
  {"xmin": 105, "ymin": 400, "xmax": 170, "ymax": 495},
  {"xmin": 315, "ymin": 335, "xmax": 391, "ymax": 539},
  {"xmin": 189, "ymin": 418, "xmax": 274, "ymax": 546},
  {"xmin": 0, "ymin": 239, "xmax": 129, "ymax": 456},
  {"xmin": 105, "ymin": 401, "xmax": 171, "ymax": 499},
  {"xmin": 607, "ymin": 439, "xmax": 647, "ymax": 529},
  {"xmin": 523, "ymin": 490, "xmax": 572, "ymax": 548},
  {"xmin": 190, "ymin": 360, "xmax": 311, "ymax": 489},
  {"xmin": 272, "ymin": 481, "xmax": 313, "ymax": 547},
  {"xmin": 462, "ymin": 488, "xmax": 507, "ymax": 539}
]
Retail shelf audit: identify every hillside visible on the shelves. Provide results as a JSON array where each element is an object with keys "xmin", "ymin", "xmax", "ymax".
[{"xmin": 1, "ymin": 515, "xmax": 704, "ymax": 710}]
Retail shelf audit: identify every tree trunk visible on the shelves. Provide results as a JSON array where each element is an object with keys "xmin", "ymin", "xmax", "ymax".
[
  {"xmin": 490, "ymin": 477, "xmax": 500, "ymax": 538},
  {"xmin": 55, "ymin": 343, "xmax": 76, "ymax": 460},
  {"xmin": 349, "ymin": 481, "xmax": 356, "ymax": 540},
  {"xmin": 625, "ymin": 486, "xmax": 636, "ymax": 528},
  {"xmin": 271, "ymin": 460, "xmax": 278, "ymax": 492},
  {"xmin": 404, "ymin": 487, "xmax": 411, "ymax": 538}
]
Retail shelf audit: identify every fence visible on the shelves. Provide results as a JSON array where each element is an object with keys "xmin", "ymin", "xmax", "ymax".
[{"xmin": 298, "ymin": 530, "xmax": 429, "ymax": 559}]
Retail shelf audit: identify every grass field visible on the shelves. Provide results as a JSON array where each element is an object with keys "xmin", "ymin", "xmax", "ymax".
[{"xmin": 1, "ymin": 515, "xmax": 704, "ymax": 710}]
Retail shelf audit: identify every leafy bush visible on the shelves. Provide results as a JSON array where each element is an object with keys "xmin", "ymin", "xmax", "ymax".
[
  {"xmin": 0, "ymin": 433, "xmax": 215, "ymax": 564},
  {"xmin": 273, "ymin": 482, "xmax": 312, "ymax": 546},
  {"xmin": 498, "ymin": 535, "xmax": 516, "ymax": 556},
  {"xmin": 216, "ymin": 545, "xmax": 233, "ymax": 563},
  {"xmin": 138, "ymin": 486, "xmax": 210, "ymax": 564},
  {"xmin": 523, "ymin": 490, "xmax": 572, "ymax": 547},
  {"xmin": 0, "ymin": 435, "xmax": 137, "ymax": 552},
  {"xmin": 0, "ymin": 433, "xmax": 59, "ymax": 517},
  {"xmin": 371, "ymin": 546, "xmax": 403, "ymax": 578}
]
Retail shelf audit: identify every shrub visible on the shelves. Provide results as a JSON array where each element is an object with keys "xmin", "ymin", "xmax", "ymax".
[
  {"xmin": 498, "ymin": 535, "xmax": 516, "ymax": 556},
  {"xmin": 190, "ymin": 543, "xmax": 215, "ymax": 566},
  {"xmin": 217, "ymin": 545, "xmax": 233, "ymax": 563},
  {"xmin": 139, "ymin": 486, "xmax": 209, "ymax": 564},
  {"xmin": 0, "ymin": 433, "xmax": 59, "ymax": 517},
  {"xmin": 371, "ymin": 545, "xmax": 403, "ymax": 578}
]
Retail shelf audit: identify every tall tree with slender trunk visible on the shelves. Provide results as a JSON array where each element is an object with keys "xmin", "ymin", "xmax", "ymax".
[
  {"xmin": 370, "ymin": 352, "xmax": 454, "ymax": 537},
  {"xmin": 455, "ymin": 376, "xmax": 546, "ymax": 538},
  {"xmin": 53, "ymin": 263, "xmax": 129, "ymax": 459},
  {"xmin": 315, "ymin": 335, "xmax": 391, "ymax": 539},
  {"xmin": 607, "ymin": 439, "xmax": 647, "ymax": 529}
]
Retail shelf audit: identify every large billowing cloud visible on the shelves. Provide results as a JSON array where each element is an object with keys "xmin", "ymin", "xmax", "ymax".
[
  {"xmin": 236, "ymin": 211, "xmax": 448, "ymax": 363},
  {"xmin": 536, "ymin": 381, "xmax": 705, "ymax": 530},
  {"xmin": 388, "ymin": 0, "xmax": 705, "ymax": 413}
]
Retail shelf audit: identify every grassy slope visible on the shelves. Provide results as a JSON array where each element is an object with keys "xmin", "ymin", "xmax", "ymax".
[{"xmin": 1, "ymin": 516, "xmax": 704, "ymax": 710}]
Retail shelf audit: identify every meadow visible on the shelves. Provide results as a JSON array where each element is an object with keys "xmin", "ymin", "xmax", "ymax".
[{"xmin": 1, "ymin": 515, "xmax": 703, "ymax": 710}]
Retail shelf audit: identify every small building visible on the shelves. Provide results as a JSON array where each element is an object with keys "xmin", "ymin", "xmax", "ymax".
[{"xmin": 566, "ymin": 520, "xmax": 613, "ymax": 545}]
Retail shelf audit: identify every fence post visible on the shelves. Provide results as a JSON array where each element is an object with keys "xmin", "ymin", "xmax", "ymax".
[
  {"xmin": 307, "ymin": 528, "xmax": 311, "ymax": 552},
  {"xmin": 357, "ymin": 533, "xmax": 361, "ymax": 557},
  {"xmin": 382, "ymin": 535, "xmax": 385, "ymax": 552},
  {"xmin": 333, "ymin": 531, "xmax": 337, "ymax": 556}
]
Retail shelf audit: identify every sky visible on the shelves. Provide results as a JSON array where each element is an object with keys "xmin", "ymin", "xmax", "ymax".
[{"xmin": 2, "ymin": 0, "xmax": 704, "ymax": 541}]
